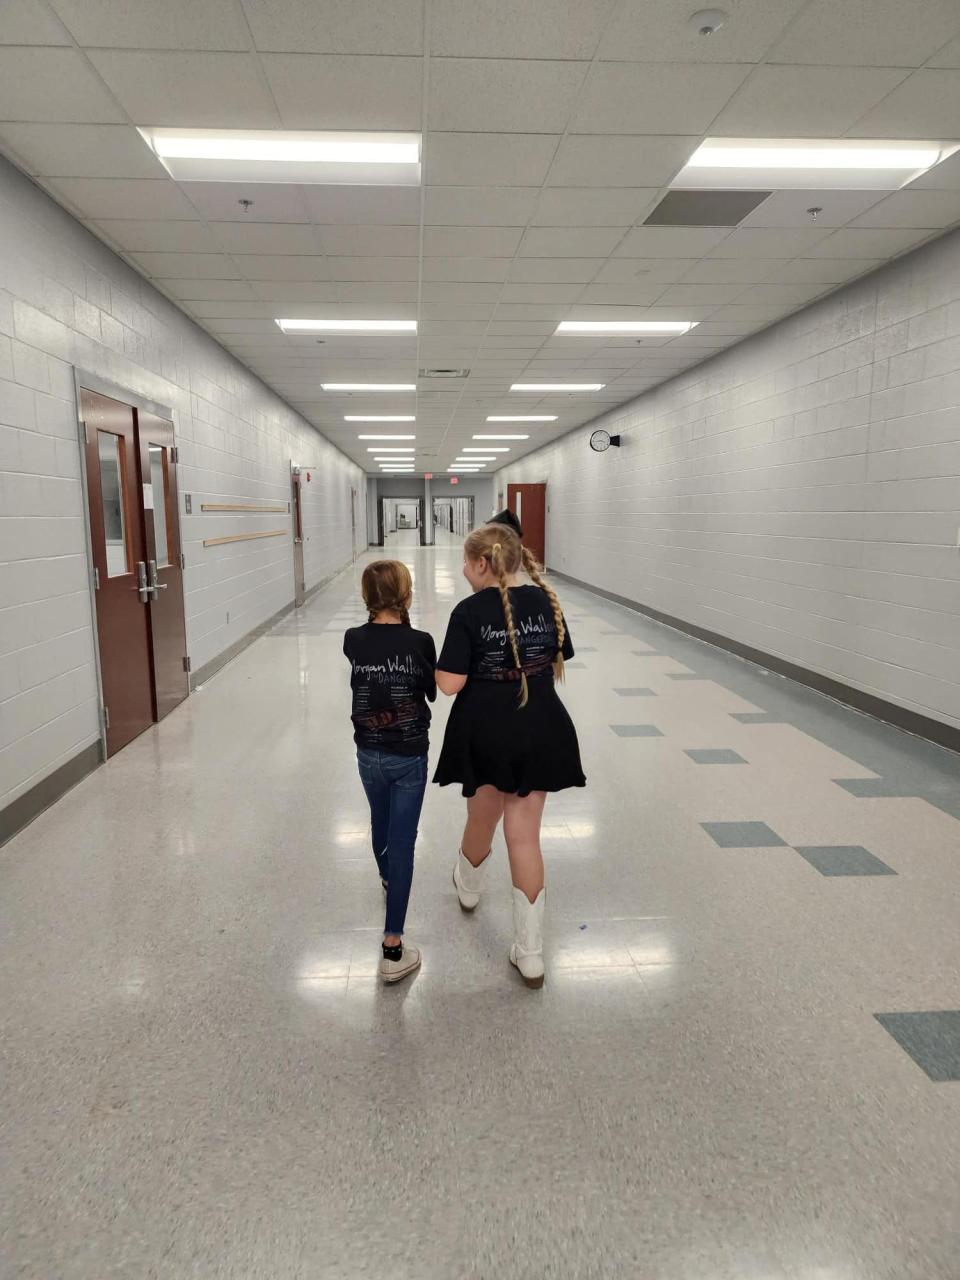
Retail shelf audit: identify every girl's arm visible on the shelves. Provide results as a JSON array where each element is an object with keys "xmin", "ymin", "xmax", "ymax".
[{"xmin": 436, "ymin": 670, "xmax": 467, "ymax": 697}]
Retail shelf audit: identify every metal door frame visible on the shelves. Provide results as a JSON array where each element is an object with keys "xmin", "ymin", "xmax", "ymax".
[{"xmin": 73, "ymin": 369, "xmax": 184, "ymax": 758}]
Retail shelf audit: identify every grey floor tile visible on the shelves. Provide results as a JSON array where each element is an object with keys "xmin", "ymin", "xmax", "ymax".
[
  {"xmin": 684, "ymin": 748, "xmax": 746, "ymax": 764},
  {"xmin": 701, "ymin": 821, "xmax": 787, "ymax": 848},
  {"xmin": 614, "ymin": 687, "xmax": 656, "ymax": 697},
  {"xmin": 631, "ymin": 650, "xmax": 661, "ymax": 657},
  {"xmin": 833, "ymin": 777, "xmax": 913, "ymax": 798},
  {"xmin": 795, "ymin": 845, "xmax": 896, "ymax": 876},
  {"xmin": 666, "ymin": 672, "xmax": 704, "ymax": 681},
  {"xmin": 566, "ymin": 661, "xmax": 587, "ymax": 669},
  {"xmin": 610, "ymin": 724, "xmax": 664, "ymax": 738},
  {"xmin": 730, "ymin": 711, "xmax": 784, "ymax": 723},
  {"xmin": 875, "ymin": 1011, "xmax": 960, "ymax": 1081}
]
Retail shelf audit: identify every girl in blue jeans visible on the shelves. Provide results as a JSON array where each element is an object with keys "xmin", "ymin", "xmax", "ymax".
[{"xmin": 343, "ymin": 560, "xmax": 436, "ymax": 983}]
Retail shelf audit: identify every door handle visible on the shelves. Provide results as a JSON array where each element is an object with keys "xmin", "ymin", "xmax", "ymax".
[
  {"xmin": 132, "ymin": 561, "xmax": 150, "ymax": 603},
  {"xmin": 148, "ymin": 560, "xmax": 168, "ymax": 597}
]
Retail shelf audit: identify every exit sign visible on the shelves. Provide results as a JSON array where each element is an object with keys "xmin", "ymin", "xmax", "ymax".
[
  {"xmin": 450, "ymin": 476, "xmax": 459, "ymax": 485},
  {"xmin": 424, "ymin": 472, "xmax": 433, "ymax": 480}
]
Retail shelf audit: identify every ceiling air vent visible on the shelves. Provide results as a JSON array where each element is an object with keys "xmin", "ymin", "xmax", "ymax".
[
  {"xmin": 419, "ymin": 367, "xmax": 470, "ymax": 379},
  {"xmin": 644, "ymin": 190, "xmax": 771, "ymax": 227}
]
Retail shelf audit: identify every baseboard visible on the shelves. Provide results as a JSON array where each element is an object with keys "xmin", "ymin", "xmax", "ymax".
[
  {"xmin": 550, "ymin": 569, "xmax": 960, "ymax": 755},
  {"xmin": 0, "ymin": 741, "xmax": 103, "ymax": 847}
]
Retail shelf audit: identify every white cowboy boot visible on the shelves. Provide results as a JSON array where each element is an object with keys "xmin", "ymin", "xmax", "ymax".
[
  {"xmin": 453, "ymin": 849, "xmax": 488, "ymax": 911},
  {"xmin": 510, "ymin": 887, "xmax": 545, "ymax": 988}
]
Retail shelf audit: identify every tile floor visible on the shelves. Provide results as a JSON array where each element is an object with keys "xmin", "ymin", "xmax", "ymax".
[{"xmin": 2, "ymin": 532, "xmax": 959, "ymax": 1279}]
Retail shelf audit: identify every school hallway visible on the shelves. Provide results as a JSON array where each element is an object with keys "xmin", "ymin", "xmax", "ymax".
[{"xmin": 2, "ymin": 536, "xmax": 958, "ymax": 1280}]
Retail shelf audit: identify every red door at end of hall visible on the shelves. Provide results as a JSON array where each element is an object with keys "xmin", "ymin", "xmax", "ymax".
[{"xmin": 507, "ymin": 483, "xmax": 546, "ymax": 566}]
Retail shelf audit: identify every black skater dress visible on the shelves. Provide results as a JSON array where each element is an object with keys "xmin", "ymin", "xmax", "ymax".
[{"xmin": 433, "ymin": 584, "xmax": 586, "ymax": 798}]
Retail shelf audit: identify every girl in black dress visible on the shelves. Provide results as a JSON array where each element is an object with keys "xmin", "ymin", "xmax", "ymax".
[{"xmin": 434, "ymin": 522, "xmax": 585, "ymax": 987}]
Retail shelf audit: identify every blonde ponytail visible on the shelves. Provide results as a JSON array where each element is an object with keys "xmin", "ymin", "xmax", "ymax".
[
  {"xmin": 491, "ymin": 540, "xmax": 528, "ymax": 708},
  {"xmin": 521, "ymin": 545, "xmax": 566, "ymax": 684}
]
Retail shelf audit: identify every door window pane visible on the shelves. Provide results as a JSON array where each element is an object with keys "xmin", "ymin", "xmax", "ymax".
[
  {"xmin": 97, "ymin": 431, "xmax": 129, "ymax": 576},
  {"xmin": 149, "ymin": 446, "xmax": 169, "ymax": 567}
]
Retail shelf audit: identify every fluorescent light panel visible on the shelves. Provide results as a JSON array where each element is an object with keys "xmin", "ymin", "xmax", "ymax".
[
  {"xmin": 345, "ymin": 415, "xmax": 415, "ymax": 422},
  {"xmin": 356, "ymin": 434, "xmax": 416, "ymax": 440},
  {"xmin": 277, "ymin": 319, "xmax": 415, "ymax": 333},
  {"xmin": 511, "ymin": 383, "xmax": 604, "ymax": 392},
  {"xmin": 367, "ymin": 447, "xmax": 413, "ymax": 452},
  {"xmin": 674, "ymin": 138, "xmax": 959, "ymax": 191},
  {"xmin": 463, "ymin": 447, "xmax": 509, "ymax": 453},
  {"xmin": 473, "ymin": 434, "xmax": 529, "ymax": 440},
  {"xmin": 556, "ymin": 321, "xmax": 697, "ymax": 335},
  {"xmin": 137, "ymin": 128, "xmax": 421, "ymax": 185},
  {"xmin": 322, "ymin": 383, "xmax": 416, "ymax": 391},
  {"xmin": 486, "ymin": 415, "xmax": 557, "ymax": 422}
]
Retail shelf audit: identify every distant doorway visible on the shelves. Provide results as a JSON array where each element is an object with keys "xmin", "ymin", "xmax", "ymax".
[{"xmin": 507, "ymin": 483, "xmax": 546, "ymax": 565}]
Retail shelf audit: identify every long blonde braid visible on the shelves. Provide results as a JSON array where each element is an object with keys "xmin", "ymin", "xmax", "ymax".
[
  {"xmin": 491, "ymin": 539, "xmax": 528, "ymax": 708},
  {"xmin": 521, "ymin": 545, "xmax": 566, "ymax": 683}
]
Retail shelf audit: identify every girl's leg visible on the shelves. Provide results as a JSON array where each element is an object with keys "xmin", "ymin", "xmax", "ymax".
[
  {"xmin": 503, "ymin": 792, "xmax": 547, "ymax": 901},
  {"xmin": 461, "ymin": 785, "xmax": 504, "ymax": 866},
  {"xmin": 382, "ymin": 756, "xmax": 428, "ymax": 946},
  {"xmin": 356, "ymin": 750, "xmax": 389, "ymax": 882}
]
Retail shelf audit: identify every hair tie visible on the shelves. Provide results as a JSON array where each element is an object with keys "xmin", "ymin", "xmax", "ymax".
[{"xmin": 492, "ymin": 542, "xmax": 502, "ymax": 555}]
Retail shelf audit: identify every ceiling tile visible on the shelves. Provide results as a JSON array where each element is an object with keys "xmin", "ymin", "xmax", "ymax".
[
  {"xmin": 0, "ymin": 48, "xmax": 124, "ymax": 123},
  {"xmin": 337, "ymin": 282, "xmax": 419, "ymax": 303},
  {"xmin": 422, "ymin": 282, "xmax": 503, "ymax": 303},
  {"xmin": 44, "ymin": 177, "xmax": 200, "ymax": 220},
  {"xmin": 424, "ymin": 226, "xmax": 524, "ymax": 256},
  {"xmin": 711, "ymin": 65, "xmax": 909, "ymax": 136},
  {"xmin": 424, "ymin": 186, "xmax": 540, "ymax": 226},
  {"xmin": 424, "ymin": 132, "xmax": 559, "ymax": 187},
  {"xmin": 499, "ymin": 282, "xmax": 584, "ymax": 304},
  {"xmin": 614, "ymin": 226, "xmax": 730, "ymax": 256},
  {"xmin": 597, "ymin": 0, "xmax": 805, "ymax": 63},
  {"xmin": 429, "ymin": 0, "xmax": 615, "ymax": 58},
  {"xmin": 429, "ymin": 58, "xmax": 588, "ymax": 133},
  {"xmin": 776, "ymin": 259, "xmax": 882, "ymax": 284},
  {"xmin": 327, "ymin": 257, "xmax": 420, "ymax": 281},
  {"xmin": 88, "ymin": 51, "xmax": 280, "ymax": 127},
  {"xmin": 262, "ymin": 54, "xmax": 422, "ymax": 130},
  {"xmin": 654, "ymin": 283, "xmax": 747, "ymax": 305},
  {"xmin": 130, "ymin": 251, "xmax": 241, "ymax": 279},
  {"xmin": 707, "ymin": 227, "xmax": 829, "ymax": 257},
  {"xmin": 0, "ymin": 0, "xmax": 71, "ymax": 44},
  {"xmin": 507, "ymin": 257, "xmax": 603, "ymax": 282},
  {"xmin": 738, "ymin": 190, "xmax": 883, "ymax": 229},
  {"xmin": 532, "ymin": 188, "xmax": 659, "ymax": 227},
  {"xmin": 571, "ymin": 62, "xmax": 751, "ymax": 133},
  {"xmin": 846, "ymin": 70, "xmax": 960, "ymax": 137},
  {"xmin": 210, "ymin": 222, "xmax": 319, "ymax": 254},
  {"xmin": 92, "ymin": 219, "xmax": 222, "ymax": 252},
  {"xmin": 423, "ymin": 258, "xmax": 512, "ymax": 282},
  {"xmin": 251, "ymin": 280, "xmax": 348, "ymax": 300},
  {"xmin": 800, "ymin": 227, "xmax": 935, "ymax": 258},
  {"xmin": 849, "ymin": 190, "xmax": 960, "ymax": 229},
  {"xmin": 574, "ymin": 283, "xmax": 668, "ymax": 305},
  {"xmin": 519, "ymin": 227, "xmax": 624, "ymax": 257},
  {"xmin": 241, "ymin": 0, "xmax": 424, "ymax": 54},
  {"xmin": 927, "ymin": 35, "xmax": 960, "ymax": 67},
  {"xmin": 767, "ymin": 0, "xmax": 960, "ymax": 67},
  {"xmin": 732, "ymin": 283, "xmax": 829, "ymax": 306},
  {"xmin": 678, "ymin": 258, "xmax": 790, "ymax": 283},
  {"xmin": 304, "ymin": 185, "xmax": 422, "ymax": 225},
  {"xmin": 593, "ymin": 257, "xmax": 693, "ymax": 284},
  {"xmin": 908, "ymin": 151, "xmax": 960, "ymax": 191},
  {"xmin": 548, "ymin": 135, "xmax": 698, "ymax": 187},
  {"xmin": 232, "ymin": 254, "xmax": 332, "ymax": 281},
  {"xmin": 185, "ymin": 300, "xmax": 290, "ymax": 319},
  {"xmin": 316, "ymin": 225, "xmax": 419, "ymax": 255},
  {"xmin": 158, "ymin": 279, "xmax": 257, "ymax": 301},
  {"xmin": 183, "ymin": 183, "xmax": 311, "ymax": 222},
  {"xmin": 50, "ymin": 0, "xmax": 250, "ymax": 48},
  {"xmin": 0, "ymin": 123, "xmax": 167, "ymax": 179}
]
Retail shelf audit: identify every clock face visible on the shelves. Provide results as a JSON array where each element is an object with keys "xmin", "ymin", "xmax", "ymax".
[{"xmin": 590, "ymin": 429, "xmax": 611, "ymax": 453}]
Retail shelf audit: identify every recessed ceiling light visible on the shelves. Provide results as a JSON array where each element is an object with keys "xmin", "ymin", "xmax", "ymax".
[
  {"xmin": 463, "ymin": 447, "xmax": 510, "ymax": 453},
  {"xmin": 510, "ymin": 383, "xmax": 605, "ymax": 392},
  {"xmin": 356, "ymin": 434, "xmax": 416, "ymax": 440},
  {"xmin": 277, "ymin": 319, "xmax": 415, "ymax": 333},
  {"xmin": 456, "ymin": 457, "xmax": 496, "ymax": 462},
  {"xmin": 473, "ymin": 434, "xmax": 529, "ymax": 440},
  {"xmin": 367, "ymin": 448, "xmax": 413, "ymax": 453},
  {"xmin": 486, "ymin": 415, "xmax": 558, "ymax": 422},
  {"xmin": 674, "ymin": 137, "xmax": 958, "ymax": 191},
  {"xmin": 556, "ymin": 321, "xmax": 697, "ymax": 335},
  {"xmin": 137, "ymin": 128, "xmax": 421, "ymax": 185},
  {"xmin": 322, "ymin": 383, "xmax": 417, "ymax": 392},
  {"xmin": 345, "ymin": 415, "xmax": 415, "ymax": 422}
]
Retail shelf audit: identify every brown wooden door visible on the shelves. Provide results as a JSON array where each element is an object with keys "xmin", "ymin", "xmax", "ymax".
[
  {"xmin": 291, "ymin": 469, "xmax": 306, "ymax": 605},
  {"xmin": 137, "ymin": 411, "xmax": 189, "ymax": 720},
  {"xmin": 508, "ymin": 483, "xmax": 547, "ymax": 566},
  {"xmin": 81, "ymin": 389, "xmax": 154, "ymax": 756}
]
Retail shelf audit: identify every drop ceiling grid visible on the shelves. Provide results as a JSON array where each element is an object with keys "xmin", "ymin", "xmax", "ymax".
[{"xmin": 0, "ymin": 1, "xmax": 957, "ymax": 472}]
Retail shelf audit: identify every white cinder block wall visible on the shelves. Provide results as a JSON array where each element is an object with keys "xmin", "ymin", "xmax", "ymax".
[
  {"xmin": 500, "ymin": 228, "xmax": 960, "ymax": 734},
  {"xmin": 0, "ymin": 156, "xmax": 363, "ymax": 811}
]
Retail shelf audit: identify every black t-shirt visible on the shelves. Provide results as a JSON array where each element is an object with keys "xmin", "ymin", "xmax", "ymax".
[
  {"xmin": 343, "ymin": 623, "xmax": 437, "ymax": 756},
  {"xmin": 438, "ymin": 585, "xmax": 574, "ymax": 682}
]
